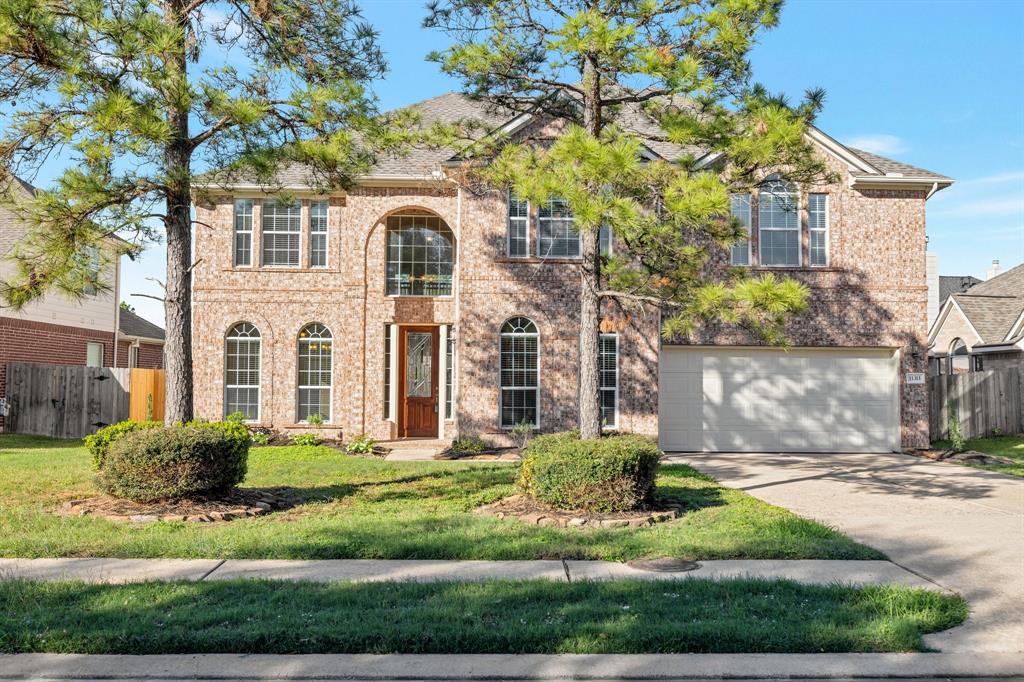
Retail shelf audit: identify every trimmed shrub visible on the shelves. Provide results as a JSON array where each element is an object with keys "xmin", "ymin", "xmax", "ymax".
[
  {"xmin": 97, "ymin": 423, "xmax": 250, "ymax": 502},
  {"xmin": 451, "ymin": 435, "xmax": 488, "ymax": 454},
  {"xmin": 84, "ymin": 420, "xmax": 163, "ymax": 471},
  {"xmin": 290, "ymin": 433, "xmax": 322, "ymax": 447},
  {"xmin": 517, "ymin": 432, "xmax": 661, "ymax": 512},
  {"xmin": 345, "ymin": 434, "xmax": 376, "ymax": 455}
]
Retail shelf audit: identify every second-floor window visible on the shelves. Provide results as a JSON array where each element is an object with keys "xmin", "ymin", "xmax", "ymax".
[
  {"xmin": 261, "ymin": 200, "xmax": 301, "ymax": 267},
  {"xmin": 808, "ymin": 193, "xmax": 829, "ymax": 267},
  {"xmin": 233, "ymin": 199, "xmax": 254, "ymax": 266},
  {"xmin": 729, "ymin": 193, "xmax": 751, "ymax": 266},
  {"xmin": 507, "ymin": 193, "xmax": 529, "ymax": 257},
  {"xmin": 309, "ymin": 200, "xmax": 329, "ymax": 268},
  {"xmin": 758, "ymin": 178, "xmax": 800, "ymax": 267},
  {"xmin": 386, "ymin": 214, "xmax": 454, "ymax": 296},
  {"xmin": 81, "ymin": 246, "xmax": 102, "ymax": 295},
  {"xmin": 538, "ymin": 198, "xmax": 580, "ymax": 258}
]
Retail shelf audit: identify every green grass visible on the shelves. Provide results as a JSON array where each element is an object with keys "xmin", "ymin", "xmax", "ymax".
[
  {"xmin": 932, "ymin": 435, "xmax": 1024, "ymax": 477},
  {"xmin": 0, "ymin": 579, "xmax": 966, "ymax": 654},
  {"xmin": 0, "ymin": 434, "xmax": 881, "ymax": 560}
]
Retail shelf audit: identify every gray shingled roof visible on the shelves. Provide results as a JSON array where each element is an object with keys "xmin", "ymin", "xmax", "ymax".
[
  {"xmin": 119, "ymin": 309, "xmax": 165, "ymax": 340},
  {"xmin": 939, "ymin": 275, "xmax": 982, "ymax": 306},
  {"xmin": 846, "ymin": 148, "xmax": 951, "ymax": 181},
  {"xmin": 200, "ymin": 91, "xmax": 952, "ymax": 185},
  {"xmin": 949, "ymin": 263, "xmax": 1024, "ymax": 345}
]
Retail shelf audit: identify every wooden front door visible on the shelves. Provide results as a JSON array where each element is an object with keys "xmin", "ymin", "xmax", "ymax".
[{"xmin": 399, "ymin": 326, "xmax": 439, "ymax": 438}]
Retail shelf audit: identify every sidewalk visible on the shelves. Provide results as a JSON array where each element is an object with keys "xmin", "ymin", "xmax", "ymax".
[
  {"xmin": 0, "ymin": 557, "xmax": 940, "ymax": 587},
  {"xmin": 2, "ymin": 652, "xmax": 1022, "ymax": 680}
]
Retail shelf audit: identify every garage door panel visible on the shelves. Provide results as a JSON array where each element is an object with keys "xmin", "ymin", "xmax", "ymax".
[{"xmin": 659, "ymin": 347, "xmax": 899, "ymax": 453}]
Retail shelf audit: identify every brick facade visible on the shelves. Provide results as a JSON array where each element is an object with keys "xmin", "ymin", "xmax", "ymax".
[
  {"xmin": 115, "ymin": 340, "xmax": 165, "ymax": 369},
  {"xmin": 192, "ymin": 150, "xmax": 933, "ymax": 448}
]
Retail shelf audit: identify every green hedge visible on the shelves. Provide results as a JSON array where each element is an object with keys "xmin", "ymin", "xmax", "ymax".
[
  {"xmin": 517, "ymin": 432, "xmax": 661, "ymax": 512},
  {"xmin": 96, "ymin": 422, "xmax": 250, "ymax": 502},
  {"xmin": 84, "ymin": 420, "xmax": 163, "ymax": 471}
]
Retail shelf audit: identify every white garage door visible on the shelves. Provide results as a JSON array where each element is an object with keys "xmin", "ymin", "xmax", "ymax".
[{"xmin": 659, "ymin": 347, "xmax": 900, "ymax": 453}]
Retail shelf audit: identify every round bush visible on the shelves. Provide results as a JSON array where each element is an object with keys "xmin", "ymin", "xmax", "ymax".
[
  {"xmin": 97, "ymin": 423, "xmax": 250, "ymax": 502},
  {"xmin": 517, "ymin": 432, "xmax": 661, "ymax": 512}
]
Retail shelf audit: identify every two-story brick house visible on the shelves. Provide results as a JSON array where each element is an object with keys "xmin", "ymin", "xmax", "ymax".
[{"xmin": 191, "ymin": 92, "xmax": 952, "ymax": 452}]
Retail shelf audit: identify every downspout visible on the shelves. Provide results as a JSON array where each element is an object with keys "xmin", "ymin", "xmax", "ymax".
[
  {"xmin": 453, "ymin": 183, "xmax": 463, "ymax": 438},
  {"xmin": 112, "ymin": 255, "xmax": 121, "ymax": 368}
]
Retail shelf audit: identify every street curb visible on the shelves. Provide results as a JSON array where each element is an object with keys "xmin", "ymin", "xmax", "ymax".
[{"xmin": 1, "ymin": 653, "xmax": 1022, "ymax": 680}]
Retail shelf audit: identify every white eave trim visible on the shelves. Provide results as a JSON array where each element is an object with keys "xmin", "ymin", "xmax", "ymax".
[
  {"xmin": 118, "ymin": 332, "xmax": 166, "ymax": 345},
  {"xmin": 1003, "ymin": 309, "xmax": 1024, "ymax": 342},
  {"xmin": 807, "ymin": 127, "xmax": 881, "ymax": 174},
  {"xmin": 850, "ymin": 174, "xmax": 954, "ymax": 192},
  {"xmin": 971, "ymin": 342, "xmax": 1023, "ymax": 354}
]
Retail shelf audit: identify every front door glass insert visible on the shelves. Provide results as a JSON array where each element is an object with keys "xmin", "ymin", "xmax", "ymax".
[{"xmin": 406, "ymin": 332, "xmax": 432, "ymax": 397}]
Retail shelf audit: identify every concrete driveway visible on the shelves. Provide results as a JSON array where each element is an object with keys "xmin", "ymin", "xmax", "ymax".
[{"xmin": 666, "ymin": 451, "xmax": 1024, "ymax": 653}]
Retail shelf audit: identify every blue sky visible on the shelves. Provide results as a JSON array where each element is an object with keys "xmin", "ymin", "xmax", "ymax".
[{"xmin": 113, "ymin": 0, "xmax": 1024, "ymax": 323}]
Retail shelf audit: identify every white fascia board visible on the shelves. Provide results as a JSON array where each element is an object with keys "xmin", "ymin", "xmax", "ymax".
[
  {"xmin": 119, "ymin": 334, "xmax": 165, "ymax": 345},
  {"xmin": 806, "ymin": 127, "xmax": 881, "ymax": 174},
  {"xmin": 1003, "ymin": 309, "xmax": 1024, "ymax": 342},
  {"xmin": 850, "ymin": 175, "xmax": 954, "ymax": 192}
]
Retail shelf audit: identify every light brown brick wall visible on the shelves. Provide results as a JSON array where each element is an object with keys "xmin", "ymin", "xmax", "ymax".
[{"xmin": 191, "ymin": 150, "xmax": 933, "ymax": 447}]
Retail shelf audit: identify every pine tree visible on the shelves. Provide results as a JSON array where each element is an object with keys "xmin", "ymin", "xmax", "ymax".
[
  {"xmin": 0, "ymin": 0, "xmax": 412, "ymax": 422},
  {"xmin": 427, "ymin": 0, "xmax": 832, "ymax": 439}
]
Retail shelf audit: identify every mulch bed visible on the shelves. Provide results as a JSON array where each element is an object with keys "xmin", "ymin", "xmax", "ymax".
[
  {"xmin": 474, "ymin": 494, "xmax": 683, "ymax": 529},
  {"xmin": 912, "ymin": 448, "xmax": 1016, "ymax": 466},
  {"xmin": 56, "ymin": 488, "xmax": 294, "ymax": 524}
]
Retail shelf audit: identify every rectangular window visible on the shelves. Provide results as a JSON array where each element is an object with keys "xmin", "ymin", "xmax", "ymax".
[
  {"xmin": 758, "ymin": 182, "xmax": 800, "ymax": 266},
  {"xmin": 445, "ymin": 326, "xmax": 455, "ymax": 419},
  {"xmin": 86, "ymin": 342, "xmax": 103, "ymax": 367},
  {"xmin": 128, "ymin": 345, "xmax": 139, "ymax": 368},
  {"xmin": 383, "ymin": 325, "xmax": 392, "ymax": 420},
  {"xmin": 309, "ymin": 200, "xmax": 328, "ymax": 268},
  {"xmin": 500, "ymin": 331, "xmax": 539, "ymax": 428},
  {"xmin": 508, "ymin": 193, "xmax": 529, "ymax": 257},
  {"xmin": 233, "ymin": 199, "xmax": 254, "ymax": 266},
  {"xmin": 80, "ymin": 246, "xmax": 102, "ymax": 296},
  {"xmin": 808, "ymin": 193, "xmax": 828, "ymax": 267},
  {"xmin": 538, "ymin": 198, "xmax": 580, "ymax": 258},
  {"xmin": 973, "ymin": 355, "xmax": 984, "ymax": 372},
  {"xmin": 599, "ymin": 334, "xmax": 618, "ymax": 429},
  {"xmin": 729, "ymin": 193, "xmax": 751, "ymax": 266},
  {"xmin": 599, "ymin": 224, "xmax": 613, "ymax": 257},
  {"xmin": 261, "ymin": 199, "xmax": 301, "ymax": 267}
]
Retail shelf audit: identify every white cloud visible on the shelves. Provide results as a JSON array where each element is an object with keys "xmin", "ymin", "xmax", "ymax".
[{"xmin": 844, "ymin": 134, "xmax": 907, "ymax": 156}]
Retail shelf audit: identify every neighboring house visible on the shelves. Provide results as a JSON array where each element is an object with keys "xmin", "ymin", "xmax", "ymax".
[
  {"xmin": 191, "ymin": 92, "xmax": 952, "ymax": 453},
  {"xmin": 929, "ymin": 263, "xmax": 1024, "ymax": 374},
  {"xmin": 116, "ymin": 308, "xmax": 165, "ymax": 369},
  {"xmin": 1, "ymin": 175, "xmax": 127, "ymax": 429},
  {"xmin": 939, "ymin": 274, "xmax": 982, "ymax": 308}
]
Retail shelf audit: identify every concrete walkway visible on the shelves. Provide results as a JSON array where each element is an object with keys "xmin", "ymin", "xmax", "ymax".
[
  {"xmin": 667, "ymin": 451, "xmax": 1024, "ymax": 654},
  {"xmin": 0, "ymin": 557, "xmax": 936, "ymax": 587},
  {"xmin": 2, "ymin": 652, "xmax": 1022, "ymax": 680}
]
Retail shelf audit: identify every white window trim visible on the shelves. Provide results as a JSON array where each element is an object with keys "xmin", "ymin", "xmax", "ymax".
[
  {"xmin": 507, "ymin": 191, "xmax": 530, "ymax": 258},
  {"xmin": 499, "ymin": 319, "xmax": 540, "ymax": 430},
  {"xmin": 233, "ymin": 199, "xmax": 254, "ymax": 268},
  {"xmin": 729, "ymin": 193, "xmax": 752, "ymax": 266},
  {"xmin": 808, "ymin": 193, "xmax": 830, "ymax": 268},
  {"xmin": 600, "ymin": 333, "xmax": 619, "ymax": 430},
  {"xmin": 128, "ymin": 344, "xmax": 139, "ymax": 368},
  {"xmin": 599, "ymin": 224, "xmax": 614, "ymax": 257},
  {"xmin": 758, "ymin": 182, "xmax": 802, "ymax": 268},
  {"xmin": 309, "ymin": 200, "xmax": 329, "ymax": 269},
  {"xmin": 86, "ymin": 342, "xmax": 104, "ymax": 368},
  {"xmin": 384, "ymin": 214, "xmax": 456, "ymax": 298},
  {"xmin": 224, "ymin": 324, "xmax": 261, "ymax": 423},
  {"xmin": 297, "ymin": 324, "xmax": 333, "ymax": 424},
  {"xmin": 260, "ymin": 199, "xmax": 303, "ymax": 268},
  {"xmin": 537, "ymin": 199, "xmax": 582, "ymax": 260}
]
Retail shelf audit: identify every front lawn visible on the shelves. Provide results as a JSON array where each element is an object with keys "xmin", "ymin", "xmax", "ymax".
[
  {"xmin": 931, "ymin": 435, "xmax": 1024, "ymax": 477},
  {"xmin": 0, "ymin": 578, "xmax": 966, "ymax": 654},
  {"xmin": 0, "ymin": 434, "xmax": 880, "ymax": 560}
]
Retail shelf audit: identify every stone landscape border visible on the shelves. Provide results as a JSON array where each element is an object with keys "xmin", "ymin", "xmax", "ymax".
[{"xmin": 474, "ymin": 494, "xmax": 684, "ymax": 528}]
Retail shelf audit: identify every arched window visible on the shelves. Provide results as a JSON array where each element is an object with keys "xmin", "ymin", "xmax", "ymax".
[
  {"xmin": 758, "ymin": 177, "xmax": 800, "ymax": 266},
  {"xmin": 225, "ymin": 323, "xmax": 261, "ymax": 421},
  {"xmin": 386, "ymin": 213, "xmax": 454, "ymax": 296},
  {"xmin": 500, "ymin": 317, "xmax": 539, "ymax": 428},
  {"xmin": 298, "ymin": 323, "xmax": 332, "ymax": 422},
  {"xmin": 949, "ymin": 337, "xmax": 970, "ymax": 374}
]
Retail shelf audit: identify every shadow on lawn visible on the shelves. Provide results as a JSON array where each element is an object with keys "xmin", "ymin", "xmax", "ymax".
[{"xmin": 0, "ymin": 578, "xmax": 965, "ymax": 655}]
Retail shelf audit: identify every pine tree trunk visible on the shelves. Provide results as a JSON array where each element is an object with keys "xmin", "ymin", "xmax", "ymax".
[
  {"xmin": 578, "ymin": 55, "xmax": 602, "ymax": 440},
  {"xmin": 163, "ymin": 0, "xmax": 194, "ymax": 424}
]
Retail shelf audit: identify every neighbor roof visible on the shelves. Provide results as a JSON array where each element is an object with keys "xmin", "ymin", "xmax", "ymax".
[
  {"xmin": 948, "ymin": 263, "xmax": 1024, "ymax": 346},
  {"xmin": 199, "ymin": 92, "xmax": 951, "ymax": 187},
  {"xmin": 119, "ymin": 309, "xmax": 165, "ymax": 341},
  {"xmin": 939, "ymin": 275, "xmax": 983, "ymax": 306}
]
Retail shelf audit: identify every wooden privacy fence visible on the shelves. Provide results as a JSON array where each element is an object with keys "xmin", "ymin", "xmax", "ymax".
[
  {"xmin": 3, "ymin": 363, "xmax": 165, "ymax": 439},
  {"xmin": 929, "ymin": 368, "xmax": 1023, "ymax": 441}
]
